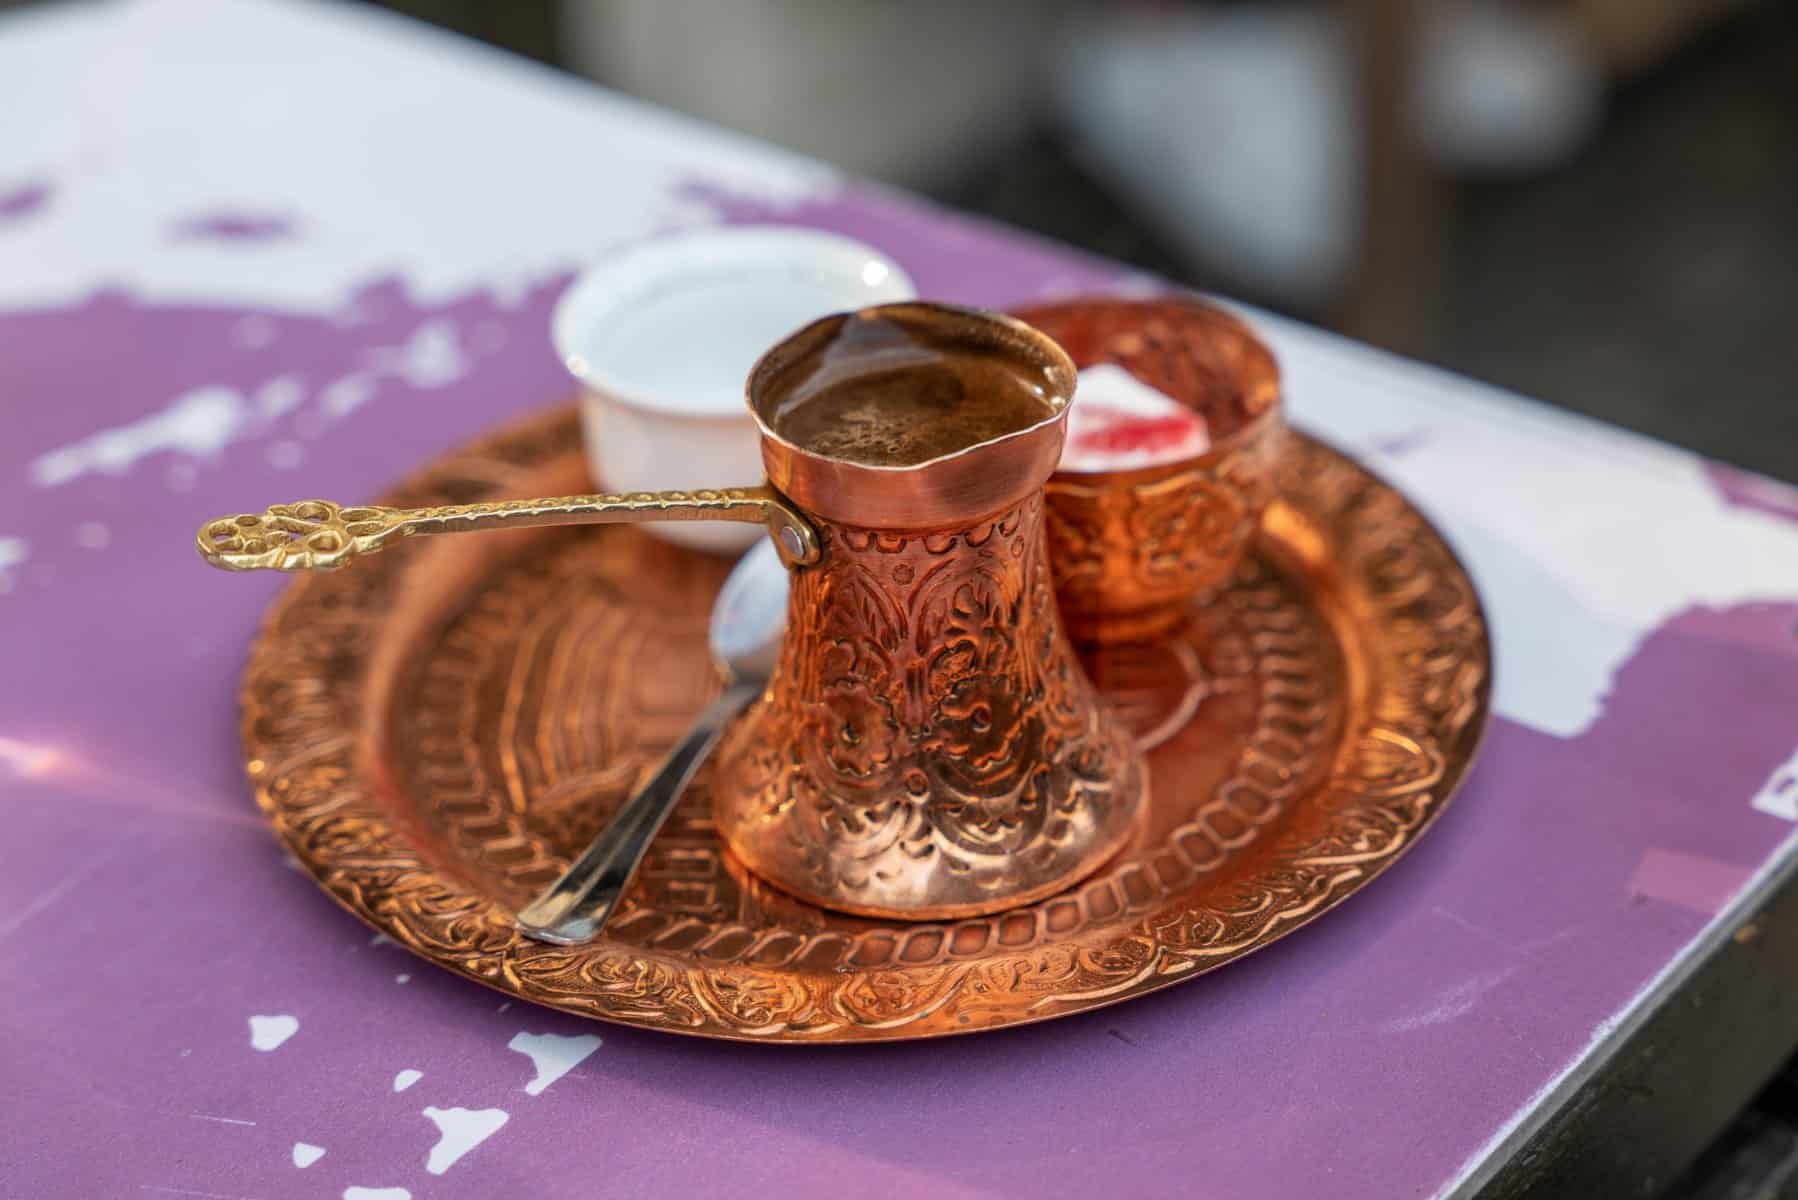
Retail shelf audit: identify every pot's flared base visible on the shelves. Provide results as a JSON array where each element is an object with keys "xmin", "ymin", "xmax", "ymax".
[{"xmin": 713, "ymin": 717, "xmax": 1149, "ymax": 921}]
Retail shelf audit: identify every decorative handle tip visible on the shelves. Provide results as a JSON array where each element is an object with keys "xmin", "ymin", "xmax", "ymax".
[{"xmin": 196, "ymin": 500, "xmax": 406, "ymax": 572}]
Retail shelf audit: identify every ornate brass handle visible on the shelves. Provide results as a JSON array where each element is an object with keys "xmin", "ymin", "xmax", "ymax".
[{"xmin": 196, "ymin": 486, "xmax": 820, "ymax": 572}]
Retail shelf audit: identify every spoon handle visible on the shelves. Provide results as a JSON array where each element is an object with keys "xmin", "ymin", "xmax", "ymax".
[
  {"xmin": 514, "ymin": 678, "xmax": 764, "ymax": 946},
  {"xmin": 196, "ymin": 486, "xmax": 818, "ymax": 572}
]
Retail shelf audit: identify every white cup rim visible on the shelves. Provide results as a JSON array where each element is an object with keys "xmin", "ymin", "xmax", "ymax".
[{"xmin": 552, "ymin": 226, "xmax": 915, "ymax": 419}]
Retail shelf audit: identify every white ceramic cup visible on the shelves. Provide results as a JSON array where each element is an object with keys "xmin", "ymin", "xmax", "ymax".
[{"xmin": 551, "ymin": 226, "xmax": 915, "ymax": 553}]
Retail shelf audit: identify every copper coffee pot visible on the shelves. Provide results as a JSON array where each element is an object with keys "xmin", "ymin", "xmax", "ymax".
[{"xmin": 714, "ymin": 305, "xmax": 1145, "ymax": 919}]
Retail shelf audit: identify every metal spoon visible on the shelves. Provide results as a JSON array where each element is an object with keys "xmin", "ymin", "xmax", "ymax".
[{"xmin": 515, "ymin": 538, "xmax": 788, "ymax": 945}]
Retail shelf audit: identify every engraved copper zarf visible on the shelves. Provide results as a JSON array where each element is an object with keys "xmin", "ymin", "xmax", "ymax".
[
  {"xmin": 1014, "ymin": 298, "xmax": 1284, "ymax": 645},
  {"xmin": 713, "ymin": 304, "xmax": 1147, "ymax": 920}
]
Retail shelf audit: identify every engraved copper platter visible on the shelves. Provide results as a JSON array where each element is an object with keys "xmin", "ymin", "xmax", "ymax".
[{"xmin": 243, "ymin": 407, "xmax": 1490, "ymax": 1043}]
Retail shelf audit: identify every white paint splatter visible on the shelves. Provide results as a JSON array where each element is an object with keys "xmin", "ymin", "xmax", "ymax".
[
  {"xmin": 75, "ymin": 522, "xmax": 110, "ymax": 549},
  {"xmin": 254, "ymin": 374, "xmax": 305, "ymax": 418},
  {"xmin": 365, "ymin": 319, "xmax": 467, "ymax": 389},
  {"xmin": 291, "ymin": 1142, "xmax": 325, "ymax": 1168},
  {"xmin": 422, "ymin": 1106, "xmax": 508, "ymax": 1174},
  {"xmin": 1751, "ymin": 747, "xmax": 1798, "ymax": 821},
  {"xmin": 369, "ymin": 932, "xmax": 395, "ymax": 947},
  {"xmin": 343, "ymin": 1189, "xmax": 410, "ymax": 1200},
  {"xmin": 1265, "ymin": 319, "xmax": 1798, "ymax": 739},
  {"xmin": 507, "ymin": 1030, "xmax": 601, "ymax": 1096},
  {"xmin": 266, "ymin": 440, "xmax": 305, "ymax": 470},
  {"xmin": 392, "ymin": 1069, "xmax": 422, "ymax": 1092},
  {"xmin": 31, "ymin": 387, "xmax": 245, "ymax": 486},
  {"xmin": 394, "ymin": 974, "xmax": 410, "ymax": 984},
  {"xmin": 319, "ymin": 373, "xmax": 377, "ymax": 418},
  {"xmin": 248, "ymin": 1013, "xmax": 298, "ymax": 1051},
  {"xmin": 307, "ymin": 320, "xmax": 471, "ymax": 429},
  {"xmin": 0, "ymin": 0, "xmax": 830, "ymax": 319}
]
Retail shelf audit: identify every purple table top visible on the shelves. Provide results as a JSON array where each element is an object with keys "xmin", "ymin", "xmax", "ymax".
[{"xmin": 3, "ymin": 3, "xmax": 1797, "ymax": 1198}]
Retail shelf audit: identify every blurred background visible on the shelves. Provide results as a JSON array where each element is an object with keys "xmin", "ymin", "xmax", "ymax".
[{"xmin": 361, "ymin": 0, "xmax": 1795, "ymax": 485}]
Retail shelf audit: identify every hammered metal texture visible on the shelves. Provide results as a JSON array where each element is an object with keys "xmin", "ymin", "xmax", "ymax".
[
  {"xmin": 242, "ymin": 407, "xmax": 1490, "ymax": 1043},
  {"xmin": 713, "ymin": 495, "xmax": 1145, "ymax": 920}
]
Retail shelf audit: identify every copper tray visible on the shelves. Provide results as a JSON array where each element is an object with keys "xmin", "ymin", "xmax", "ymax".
[{"xmin": 244, "ymin": 408, "xmax": 1490, "ymax": 1043}]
